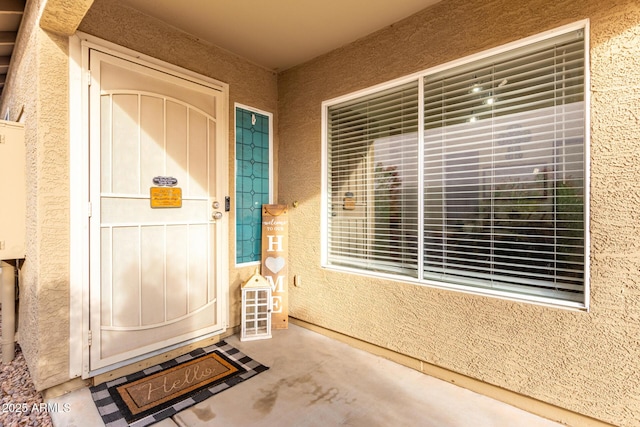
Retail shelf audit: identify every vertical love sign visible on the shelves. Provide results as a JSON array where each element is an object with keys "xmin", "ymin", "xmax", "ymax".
[{"xmin": 261, "ymin": 204, "xmax": 289, "ymax": 329}]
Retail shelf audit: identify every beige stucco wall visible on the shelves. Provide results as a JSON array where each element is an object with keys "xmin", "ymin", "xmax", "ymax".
[
  {"xmin": 3, "ymin": 0, "xmax": 638, "ymax": 423},
  {"xmin": 278, "ymin": 0, "xmax": 640, "ymax": 426},
  {"xmin": 0, "ymin": 0, "xmax": 73, "ymax": 391},
  {"xmin": 0, "ymin": 0, "xmax": 278, "ymax": 391}
]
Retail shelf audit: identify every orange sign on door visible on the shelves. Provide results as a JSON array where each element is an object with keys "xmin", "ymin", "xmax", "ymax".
[{"xmin": 150, "ymin": 187, "xmax": 182, "ymax": 208}]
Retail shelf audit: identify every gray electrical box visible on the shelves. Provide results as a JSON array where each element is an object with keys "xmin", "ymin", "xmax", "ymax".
[{"xmin": 0, "ymin": 120, "xmax": 26, "ymax": 261}]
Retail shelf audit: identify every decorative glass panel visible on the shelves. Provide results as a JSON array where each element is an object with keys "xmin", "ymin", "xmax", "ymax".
[{"xmin": 236, "ymin": 107, "xmax": 271, "ymax": 264}]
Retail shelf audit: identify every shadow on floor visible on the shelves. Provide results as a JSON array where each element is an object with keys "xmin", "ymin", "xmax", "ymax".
[{"xmin": 48, "ymin": 323, "xmax": 563, "ymax": 427}]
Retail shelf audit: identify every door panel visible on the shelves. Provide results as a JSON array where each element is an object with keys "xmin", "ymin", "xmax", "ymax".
[{"xmin": 89, "ymin": 50, "xmax": 227, "ymax": 371}]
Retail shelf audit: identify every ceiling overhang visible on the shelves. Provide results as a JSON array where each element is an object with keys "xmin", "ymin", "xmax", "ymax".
[
  {"xmin": 40, "ymin": 0, "xmax": 94, "ymax": 36},
  {"xmin": 3, "ymin": 0, "xmax": 443, "ymax": 99},
  {"xmin": 119, "ymin": 0, "xmax": 442, "ymax": 71}
]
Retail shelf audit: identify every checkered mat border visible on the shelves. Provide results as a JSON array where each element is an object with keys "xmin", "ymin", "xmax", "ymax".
[{"xmin": 90, "ymin": 341, "xmax": 269, "ymax": 427}]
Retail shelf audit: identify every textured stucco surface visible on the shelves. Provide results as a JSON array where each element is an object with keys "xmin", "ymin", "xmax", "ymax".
[
  {"xmin": 40, "ymin": 0, "xmax": 94, "ymax": 35},
  {"xmin": 278, "ymin": 0, "xmax": 640, "ymax": 426},
  {"xmin": 3, "ymin": 0, "xmax": 639, "ymax": 424},
  {"xmin": 0, "ymin": 0, "xmax": 72, "ymax": 391}
]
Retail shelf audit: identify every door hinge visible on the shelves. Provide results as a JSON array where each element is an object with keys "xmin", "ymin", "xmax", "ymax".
[
  {"xmin": 88, "ymin": 330, "xmax": 92, "ymax": 347},
  {"xmin": 87, "ymin": 70, "xmax": 91, "ymax": 86},
  {"xmin": 87, "ymin": 202, "xmax": 92, "ymax": 218}
]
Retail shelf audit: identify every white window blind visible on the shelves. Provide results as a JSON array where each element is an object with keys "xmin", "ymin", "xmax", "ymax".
[
  {"xmin": 325, "ymin": 27, "xmax": 586, "ymax": 305},
  {"xmin": 327, "ymin": 81, "xmax": 420, "ymax": 276},
  {"xmin": 423, "ymin": 30, "xmax": 585, "ymax": 302}
]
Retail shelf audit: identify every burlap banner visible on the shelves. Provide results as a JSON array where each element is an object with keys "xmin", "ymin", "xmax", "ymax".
[{"xmin": 261, "ymin": 204, "xmax": 288, "ymax": 329}]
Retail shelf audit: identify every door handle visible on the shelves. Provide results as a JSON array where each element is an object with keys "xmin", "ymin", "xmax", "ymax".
[{"xmin": 212, "ymin": 211, "xmax": 223, "ymax": 220}]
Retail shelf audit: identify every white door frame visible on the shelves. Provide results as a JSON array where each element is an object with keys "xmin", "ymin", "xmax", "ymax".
[{"xmin": 69, "ymin": 32, "xmax": 229, "ymax": 378}]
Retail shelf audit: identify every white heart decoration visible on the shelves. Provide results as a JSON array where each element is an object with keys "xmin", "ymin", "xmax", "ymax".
[{"xmin": 265, "ymin": 256, "xmax": 285, "ymax": 274}]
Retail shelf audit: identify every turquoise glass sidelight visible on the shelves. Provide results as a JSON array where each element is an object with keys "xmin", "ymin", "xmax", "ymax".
[{"xmin": 235, "ymin": 107, "xmax": 271, "ymax": 264}]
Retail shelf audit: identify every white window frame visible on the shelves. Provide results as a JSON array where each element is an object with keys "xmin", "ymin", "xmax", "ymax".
[
  {"xmin": 234, "ymin": 103, "xmax": 274, "ymax": 267},
  {"xmin": 321, "ymin": 21, "xmax": 590, "ymax": 310}
]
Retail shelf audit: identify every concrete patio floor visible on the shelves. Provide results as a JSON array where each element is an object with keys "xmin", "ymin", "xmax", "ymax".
[{"xmin": 48, "ymin": 323, "xmax": 563, "ymax": 427}]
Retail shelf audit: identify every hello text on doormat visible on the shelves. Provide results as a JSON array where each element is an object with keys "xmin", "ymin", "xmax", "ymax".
[{"xmin": 117, "ymin": 353, "xmax": 239, "ymax": 416}]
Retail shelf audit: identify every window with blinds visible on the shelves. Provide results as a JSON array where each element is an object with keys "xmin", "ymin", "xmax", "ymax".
[
  {"xmin": 327, "ymin": 81, "xmax": 420, "ymax": 276},
  {"xmin": 324, "ymin": 26, "xmax": 587, "ymax": 306}
]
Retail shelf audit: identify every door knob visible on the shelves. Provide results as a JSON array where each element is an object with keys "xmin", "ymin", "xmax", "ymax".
[{"xmin": 212, "ymin": 211, "xmax": 223, "ymax": 220}]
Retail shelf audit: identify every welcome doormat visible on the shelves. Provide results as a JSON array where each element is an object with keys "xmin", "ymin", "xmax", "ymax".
[{"xmin": 90, "ymin": 341, "xmax": 269, "ymax": 427}]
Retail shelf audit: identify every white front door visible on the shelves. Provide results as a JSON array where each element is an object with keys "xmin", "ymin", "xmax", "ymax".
[{"xmin": 88, "ymin": 50, "xmax": 228, "ymax": 371}]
